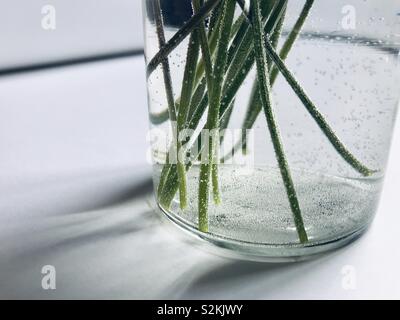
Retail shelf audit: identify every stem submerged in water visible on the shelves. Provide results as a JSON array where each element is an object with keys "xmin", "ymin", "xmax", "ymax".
[
  {"xmin": 240, "ymin": 0, "xmax": 314, "ymax": 143},
  {"xmin": 151, "ymin": 0, "xmax": 374, "ymax": 244},
  {"xmin": 157, "ymin": 0, "xmax": 288, "ymax": 211},
  {"xmin": 147, "ymin": 0, "xmax": 222, "ymax": 77},
  {"xmin": 193, "ymin": 0, "xmax": 221, "ymax": 206},
  {"xmin": 234, "ymin": 0, "xmax": 374, "ymax": 177},
  {"xmin": 176, "ymin": 27, "xmax": 201, "ymax": 209},
  {"xmin": 249, "ymin": 0, "xmax": 308, "ymax": 243},
  {"xmin": 198, "ymin": 0, "xmax": 236, "ymax": 233},
  {"xmin": 262, "ymin": 38, "xmax": 375, "ymax": 177},
  {"xmin": 152, "ymin": 0, "xmax": 187, "ymax": 209}
]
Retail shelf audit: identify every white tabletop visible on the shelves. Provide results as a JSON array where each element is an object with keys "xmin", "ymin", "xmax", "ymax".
[{"xmin": 0, "ymin": 55, "xmax": 399, "ymax": 299}]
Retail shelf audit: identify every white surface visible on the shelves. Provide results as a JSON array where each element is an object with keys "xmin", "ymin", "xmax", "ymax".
[
  {"xmin": 0, "ymin": 56, "xmax": 399, "ymax": 299},
  {"xmin": 0, "ymin": 0, "xmax": 143, "ymax": 70}
]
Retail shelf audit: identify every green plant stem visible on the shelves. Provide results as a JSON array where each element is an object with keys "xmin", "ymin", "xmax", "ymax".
[
  {"xmin": 193, "ymin": 7, "xmax": 223, "ymax": 85},
  {"xmin": 219, "ymin": 0, "xmax": 287, "ymax": 114},
  {"xmin": 262, "ymin": 38, "xmax": 375, "ymax": 177},
  {"xmin": 158, "ymin": 1, "xmax": 288, "ymax": 209},
  {"xmin": 163, "ymin": 8, "xmax": 222, "ymax": 208},
  {"xmin": 226, "ymin": 1, "xmax": 275, "ymax": 74},
  {"xmin": 178, "ymin": 34, "xmax": 201, "ymax": 125},
  {"xmin": 220, "ymin": 99, "xmax": 235, "ymax": 131},
  {"xmin": 152, "ymin": 0, "xmax": 177, "ymax": 136},
  {"xmin": 224, "ymin": 1, "xmax": 285, "ymax": 88},
  {"xmin": 235, "ymin": 2, "xmax": 286, "ymax": 156},
  {"xmin": 176, "ymin": 32, "xmax": 201, "ymax": 209},
  {"xmin": 241, "ymin": 0, "xmax": 314, "ymax": 136},
  {"xmin": 208, "ymin": 1, "xmax": 222, "ymax": 32},
  {"xmin": 147, "ymin": 0, "xmax": 222, "ymax": 77},
  {"xmin": 152, "ymin": 0, "xmax": 187, "ymax": 209},
  {"xmin": 230, "ymin": 14, "xmax": 246, "ymax": 38},
  {"xmin": 150, "ymin": 3, "xmax": 222, "ymax": 126},
  {"xmin": 198, "ymin": 0, "xmax": 236, "ymax": 232},
  {"xmin": 193, "ymin": 1, "xmax": 214, "ymax": 95},
  {"xmin": 271, "ymin": 0, "xmax": 315, "ymax": 82},
  {"xmin": 149, "ymin": 3, "xmax": 227, "ymax": 126},
  {"xmin": 149, "ymin": 1, "xmax": 277, "ymax": 126},
  {"xmin": 250, "ymin": 0, "xmax": 308, "ymax": 243},
  {"xmin": 156, "ymin": 4, "xmax": 223, "ymax": 201},
  {"xmin": 156, "ymin": 1, "xmax": 213, "ymax": 204},
  {"xmin": 236, "ymin": 0, "xmax": 374, "ymax": 177},
  {"xmin": 193, "ymin": 0, "xmax": 221, "ymax": 205}
]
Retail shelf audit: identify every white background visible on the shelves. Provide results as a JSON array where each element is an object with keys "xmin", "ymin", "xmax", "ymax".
[{"xmin": 0, "ymin": 0, "xmax": 143, "ymax": 70}]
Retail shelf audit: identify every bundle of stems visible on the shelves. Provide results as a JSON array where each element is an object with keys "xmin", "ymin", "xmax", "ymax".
[{"xmin": 148, "ymin": 0, "xmax": 374, "ymax": 243}]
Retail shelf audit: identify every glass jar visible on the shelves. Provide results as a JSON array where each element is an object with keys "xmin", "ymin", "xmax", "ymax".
[{"xmin": 142, "ymin": 0, "xmax": 400, "ymax": 260}]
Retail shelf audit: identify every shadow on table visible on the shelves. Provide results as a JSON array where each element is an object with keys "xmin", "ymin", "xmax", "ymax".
[
  {"xmin": 0, "ymin": 166, "xmax": 359, "ymax": 299},
  {"xmin": 170, "ymin": 245, "xmax": 355, "ymax": 299}
]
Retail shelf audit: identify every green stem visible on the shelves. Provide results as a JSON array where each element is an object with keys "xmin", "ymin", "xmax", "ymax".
[
  {"xmin": 250, "ymin": 0, "xmax": 308, "ymax": 243},
  {"xmin": 152, "ymin": 0, "xmax": 187, "ymax": 208},
  {"xmin": 237, "ymin": 0, "xmax": 373, "ymax": 177},
  {"xmin": 152, "ymin": 0, "xmax": 175, "ymax": 122},
  {"xmin": 157, "ymin": 12, "xmax": 231, "ymax": 207},
  {"xmin": 240, "ymin": 0, "xmax": 310, "ymax": 154},
  {"xmin": 178, "ymin": 34, "xmax": 201, "ymax": 126},
  {"xmin": 149, "ymin": 1, "xmax": 278, "ymax": 126},
  {"xmin": 194, "ymin": 0, "xmax": 221, "ymax": 205},
  {"xmin": 157, "ymin": 3, "xmax": 222, "ymax": 202},
  {"xmin": 208, "ymin": 1, "xmax": 222, "ymax": 33},
  {"xmin": 158, "ymin": 1, "xmax": 288, "ymax": 209},
  {"xmin": 270, "ymin": 0, "xmax": 315, "ymax": 84},
  {"xmin": 220, "ymin": 99, "xmax": 235, "ymax": 131},
  {"xmin": 147, "ymin": 0, "xmax": 222, "ymax": 77},
  {"xmin": 219, "ymin": 0, "xmax": 287, "ymax": 114},
  {"xmin": 240, "ymin": 2, "xmax": 286, "ymax": 154},
  {"xmin": 224, "ymin": 0, "xmax": 285, "ymax": 89},
  {"xmin": 193, "ymin": 6, "xmax": 223, "ymax": 86},
  {"xmin": 263, "ymin": 37, "xmax": 375, "ymax": 177},
  {"xmin": 149, "ymin": 3, "xmax": 230, "ymax": 126},
  {"xmin": 198, "ymin": 0, "xmax": 236, "ymax": 232},
  {"xmin": 176, "ymin": 30, "xmax": 201, "ymax": 209},
  {"xmin": 230, "ymin": 14, "xmax": 246, "ymax": 38},
  {"xmin": 193, "ymin": 1, "xmax": 214, "ymax": 95}
]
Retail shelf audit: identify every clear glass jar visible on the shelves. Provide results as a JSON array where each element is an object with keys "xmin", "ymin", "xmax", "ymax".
[{"xmin": 142, "ymin": 0, "xmax": 400, "ymax": 260}]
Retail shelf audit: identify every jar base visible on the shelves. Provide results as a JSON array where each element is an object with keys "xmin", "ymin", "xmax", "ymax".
[{"xmin": 158, "ymin": 204, "xmax": 371, "ymax": 263}]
